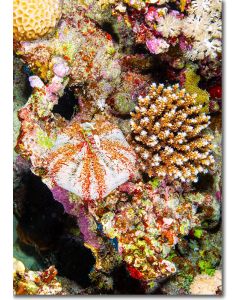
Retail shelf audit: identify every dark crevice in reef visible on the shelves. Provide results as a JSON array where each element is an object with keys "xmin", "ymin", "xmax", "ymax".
[
  {"xmin": 55, "ymin": 235, "xmax": 95, "ymax": 288},
  {"xmin": 15, "ymin": 173, "xmax": 96, "ymax": 287},
  {"xmin": 53, "ymin": 88, "xmax": 78, "ymax": 120},
  {"xmin": 206, "ymin": 220, "xmax": 222, "ymax": 234},
  {"xmin": 111, "ymin": 265, "xmax": 145, "ymax": 294},
  {"xmin": 133, "ymin": 44, "xmax": 149, "ymax": 55},
  {"xmin": 193, "ymin": 173, "xmax": 214, "ymax": 192},
  {"xmin": 16, "ymin": 173, "xmax": 66, "ymax": 250},
  {"xmin": 100, "ymin": 21, "xmax": 120, "ymax": 43}
]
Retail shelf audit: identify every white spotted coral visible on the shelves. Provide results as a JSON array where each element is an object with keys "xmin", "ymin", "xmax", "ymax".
[
  {"xmin": 130, "ymin": 83, "xmax": 215, "ymax": 183},
  {"xmin": 13, "ymin": 0, "xmax": 62, "ymax": 42}
]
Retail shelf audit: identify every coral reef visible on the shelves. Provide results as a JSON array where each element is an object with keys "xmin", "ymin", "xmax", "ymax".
[
  {"xmin": 130, "ymin": 83, "xmax": 214, "ymax": 183},
  {"xmin": 99, "ymin": 0, "xmax": 222, "ymax": 63},
  {"xmin": 13, "ymin": 0, "xmax": 222, "ymax": 295},
  {"xmin": 13, "ymin": 258, "xmax": 63, "ymax": 295},
  {"xmin": 13, "ymin": 0, "xmax": 62, "ymax": 42},
  {"xmin": 100, "ymin": 182, "xmax": 200, "ymax": 282},
  {"xmin": 16, "ymin": 78, "xmax": 136, "ymax": 202},
  {"xmin": 14, "ymin": 5, "xmax": 152, "ymax": 120}
]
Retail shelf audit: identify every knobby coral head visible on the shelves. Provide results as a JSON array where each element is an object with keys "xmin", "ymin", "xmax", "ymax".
[
  {"xmin": 13, "ymin": 0, "xmax": 63, "ymax": 42},
  {"xmin": 13, "ymin": 0, "xmax": 62, "ymax": 42}
]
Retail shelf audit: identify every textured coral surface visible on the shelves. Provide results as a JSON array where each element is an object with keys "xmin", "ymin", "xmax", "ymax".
[
  {"xmin": 13, "ymin": 0, "xmax": 62, "ymax": 41},
  {"xmin": 130, "ymin": 83, "xmax": 214, "ymax": 182}
]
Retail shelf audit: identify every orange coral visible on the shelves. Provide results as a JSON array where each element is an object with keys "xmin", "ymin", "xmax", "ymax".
[{"xmin": 130, "ymin": 83, "xmax": 214, "ymax": 183}]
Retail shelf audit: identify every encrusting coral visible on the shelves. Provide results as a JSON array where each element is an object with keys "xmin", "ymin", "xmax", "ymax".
[
  {"xmin": 13, "ymin": 0, "xmax": 63, "ymax": 42},
  {"xmin": 98, "ymin": 0, "xmax": 174, "ymax": 11},
  {"xmin": 182, "ymin": 64, "xmax": 210, "ymax": 113},
  {"xmin": 14, "ymin": 5, "xmax": 151, "ymax": 114},
  {"xmin": 130, "ymin": 83, "xmax": 214, "ymax": 183},
  {"xmin": 13, "ymin": 258, "xmax": 63, "ymax": 295},
  {"xmin": 100, "ymin": 182, "xmax": 200, "ymax": 281}
]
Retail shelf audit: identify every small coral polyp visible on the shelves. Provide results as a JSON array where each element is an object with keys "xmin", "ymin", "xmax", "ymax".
[
  {"xmin": 130, "ymin": 83, "xmax": 214, "ymax": 183},
  {"xmin": 13, "ymin": 0, "xmax": 62, "ymax": 42}
]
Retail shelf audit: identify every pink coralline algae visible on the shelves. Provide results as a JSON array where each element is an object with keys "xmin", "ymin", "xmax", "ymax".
[{"xmin": 146, "ymin": 37, "xmax": 169, "ymax": 55}]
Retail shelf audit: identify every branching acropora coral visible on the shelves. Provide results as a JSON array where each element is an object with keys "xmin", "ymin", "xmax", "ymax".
[
  {"xmin": 13, "ymin": 0, "xmax": 62, "ymax": 42},
  {"xmin": 130, "ymin": 83, "xmax": 214, "ymax": 183}
]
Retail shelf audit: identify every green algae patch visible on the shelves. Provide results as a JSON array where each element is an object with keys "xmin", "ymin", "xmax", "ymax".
[{"xmin": 37, "ymin": 129, "xmax": 56, "ymax": 149}]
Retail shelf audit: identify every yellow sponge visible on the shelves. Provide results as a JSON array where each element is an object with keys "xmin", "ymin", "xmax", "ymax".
[
  {"xmin": 13, "ymin": 0, "xmax": 62, "ymax": 42},
  {"xmin": 184, "ymin": 64, "xmax": 210, "ymax": 113}
]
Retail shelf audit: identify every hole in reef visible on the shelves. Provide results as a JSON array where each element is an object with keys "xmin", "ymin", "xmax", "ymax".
[
  {"xmin": 111, "ymin": 264, "xmax": 145, "ymax": 294},
  {"xmin": 17, "ymin": 173, "xmax": 66, "ymax": 249},
  {"xmin": 15, "ymin": 172, "xmax": 96, "ymax": 286},
  {"xmin": 52, "ymin": 88, "xmax": 78, "ymax": 120},
  {"xmin": 133, "ymin": 44, "xmax": 149, "ymax": 54},
  {"xmin": 193, "ymin": 173, "xmax": 214, "ymax": 192},
  {"xmin": 55, "ymin": 235, "xmax": 95, "ymax": 287},
  {"xmin": 101, "ymin": 22, "xmax": 119, "ymax": 43}
]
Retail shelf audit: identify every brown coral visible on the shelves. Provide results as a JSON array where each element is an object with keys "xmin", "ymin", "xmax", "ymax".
[
  {"xmin": 130, "ymin": 83, "xmax": 214, "ymax": 183},
  {"xmin": 13, "ymin": 0, "xmax": 62, "ymax": 42}
]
